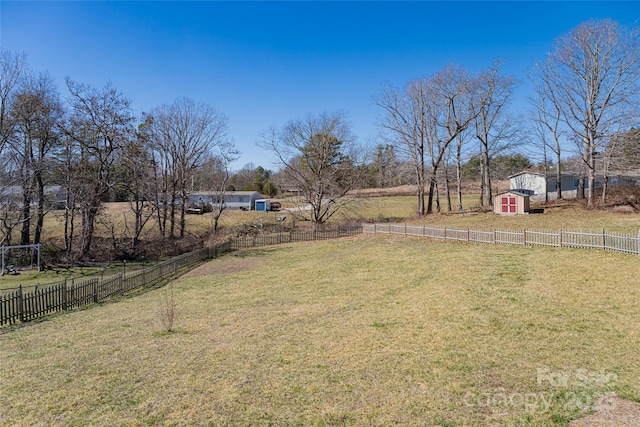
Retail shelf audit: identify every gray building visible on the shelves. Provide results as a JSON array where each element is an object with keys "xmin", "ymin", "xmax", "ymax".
[{"xmin": 189, "ymin": 191, "xmax": 262, "ymax": 210}]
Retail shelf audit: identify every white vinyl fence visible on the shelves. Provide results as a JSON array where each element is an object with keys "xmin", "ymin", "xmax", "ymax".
[{"xmin": 363, "ymin": 223, "xmax": 640, "ymax": 255}]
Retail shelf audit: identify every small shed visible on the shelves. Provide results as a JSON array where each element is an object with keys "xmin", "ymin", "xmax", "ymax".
[
  {"xmin": 255, "ymin": 199, "xmax": 271, "ymax": 212},
  {"xmin": 494, "ymin": 191, "xmax": 530, "ymax": 215}
]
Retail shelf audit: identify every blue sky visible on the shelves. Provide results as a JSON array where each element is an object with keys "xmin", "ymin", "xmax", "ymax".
[{"xmin": 1, "ymin": 1, "xmax": 638, "ymax": 170}]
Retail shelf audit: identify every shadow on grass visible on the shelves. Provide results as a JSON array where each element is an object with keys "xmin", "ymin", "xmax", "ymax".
[{"xmin": 232, "ymin": 247, "xmax": 281, "ymax": 259}]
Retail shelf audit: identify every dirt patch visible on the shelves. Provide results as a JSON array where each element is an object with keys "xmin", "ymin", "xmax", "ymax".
[
  {"xmin": 611, "ymin": 204, "xmax": 638, "ymax": 213},
  {"xmin": 180, "ymin": 257, "xmax": 261, "ymax": 279},
  {"xmin": 570, "ymin": 396, "xmax": 640, "ymax": 426}
]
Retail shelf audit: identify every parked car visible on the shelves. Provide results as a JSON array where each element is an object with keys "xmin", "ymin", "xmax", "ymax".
[
  {"xmin": 186, "ymin": 203, "xmax": 213, "ymax": 214},
  {"xmin": 269, "ymin": 201, "xmax": 282, "ymax": 211}
]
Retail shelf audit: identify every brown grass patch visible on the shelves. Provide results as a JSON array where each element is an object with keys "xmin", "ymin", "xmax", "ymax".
[
  {"xmin": 179, "ymin": 256, "xmax": 263, "ymax": 279},
  {"xmin": 570, "ymin": 396, "xmax": 640, "ymax": 426}
]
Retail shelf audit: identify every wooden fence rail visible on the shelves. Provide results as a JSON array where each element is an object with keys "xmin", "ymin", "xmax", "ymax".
[
  {"xmin": 363, "ymin": 223, "xmax": 640, "ymax": 254},
  {"xmin": 0, "ymin": 227, "xmax": 361, "ymax": 327}
]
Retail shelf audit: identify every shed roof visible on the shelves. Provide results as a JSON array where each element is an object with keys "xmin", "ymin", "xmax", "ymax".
[{"xmin": 496, "ymin": 190, "xmax": 531, "ymax": 198}]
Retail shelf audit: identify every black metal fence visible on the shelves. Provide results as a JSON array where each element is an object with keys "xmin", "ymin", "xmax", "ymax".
[
  {"xmin": 230, "ymin": 225, "xmax": 363, "ymax": 249},
  {"xmin": 0, "ymin": 226, "xmax": 362, "ymax": 327}
]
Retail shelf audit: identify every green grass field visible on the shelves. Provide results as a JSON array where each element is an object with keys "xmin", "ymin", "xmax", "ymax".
[
  {"xmin": 4, "ymin": 193, "xmax": 639, "ymax": 290},
  {"xmin": 2, "ymin": 235, "xmax": 639, "ymax": 426},
  {"xmin": 0, "ymin": 259, "xmax": 160, "ymax": 290}
]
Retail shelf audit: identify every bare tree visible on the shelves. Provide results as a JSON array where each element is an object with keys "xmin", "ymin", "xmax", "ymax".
[
  {"xmin": 473, "ymin": 60, "xmax": 519, "ymax": 206},
  {"xmin": 0, "ymin": 149, "xmax": 21, "ymax": 246},
  {"xmin": 118, "ymin": 124, "xmax": 158, "ymax": 253},
  {"xmin": 369, "ymin": 143, "xmax": 401, "ymax": 189},
  {"xmin": 53, "ymin": 127, "xmax": 78, "ymax": 255},
  {"xmin": 64, "ymin": 79, "xmax": 135, "ymax": 258},
  {"xmin": 541, "ymin": 19, "xmax": 640, "ymax": 207},
  {"xmin": 605, "ymin": 128, "xmax": 640, "ymax": 171},
  {"xmin": 146, "ymin": 98, "xmax": 230, "ymax": 238},
  {"xmin": 0, "ymin": 50, "xmax": 27, "ymax": 246},
  {"xmin": 377, "ymin": 65, "xmax": 476, "ymax": 215},
  {"xmin": 0, "ymin": 50, "xmax": 27, "ymax": 154},
  {"xmin": 600, "ymin": 127, "xmax": 640, "ymax": 203},
  {"xmin": 453, "ymin": 127, "xmax": 474, "ymax": 212},
  {"xmin": 529, "ymin": 64, "xmax": 565, "ymax": 201},
  {"xmin": 261, "ymin": 111, "xmax": 364, "ymax": 227},
  {"xmin": 376, "ymin": 80, "xmax": 429, "ymax": 215},
  {"xmin": 207, "ymin": 144, "xmax": 239, "ymax": 233},
  {"xmin": 425, "ymin": 65, "xmax": 477, "ymax": 214},
  {"xmin": 9, "ymin": 72, "xmax": 63, "ymax": 246}
]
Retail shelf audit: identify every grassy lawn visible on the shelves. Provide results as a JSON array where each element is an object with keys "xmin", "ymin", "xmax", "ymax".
[
  {"xmin": 0, "ymin": 259, "xmax": 158, "ymax": 290},
  {"xmin": 5, "ymin": 193, "xmax": 638, "ymax": 291},
  {"xmin": 38, "ymin": 194, "xmax": 640, "ymax": 245},
  {"xmin": 304, "ymin": 190, "xmax": 640, "ymax": 233},
  {"xmin": 414, "ymin": 202, "xmax": 640, "ymax": 233},
  {"xmin": 1, "ymin": 235, "xmax": 639, "ymax": 426}
]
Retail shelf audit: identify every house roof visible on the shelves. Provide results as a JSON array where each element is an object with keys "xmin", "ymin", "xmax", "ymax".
[
  {"xmin": 508, "ymin": 171, "xmax": 583, "ymax": 180},
  {"xmin": 1, "ymin": 185, "xmax": 65, "ymax": 196},
  {"xmin": 191, "ymin": 191, "xmax": 262, "ymax": 197},
  {"xmin": 508, "ymin": 171, "xmax": 544, "ymax": 179},
  {"xmin": 496, "ymin": 190, "xmax": 531, "ymax": 198}
]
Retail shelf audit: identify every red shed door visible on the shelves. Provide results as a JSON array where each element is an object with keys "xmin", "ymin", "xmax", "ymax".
[{"xmin": 501, "ymin": 196, "xmax": 517, "ymax": 213}]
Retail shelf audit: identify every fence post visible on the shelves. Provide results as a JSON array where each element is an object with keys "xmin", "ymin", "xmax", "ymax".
[
  {"xmin": 444, "ymin": 227, "xmax": 447, "ymax": 240},
  {"xmin": 18, "ymin": 284, "xmax": 24, "ymax": 323},
  {"xmin": 559, "ymin": 228, "xmax": 563, "ymax": 248},
  {"xmin": 602, "ymin": 228, "xmax": 606, "ymax": 250},
  {"xmin": 62, "ymin": 279, "xmax": 67, "ymax": 311},
  {"xmin": 93, "ymin": 278, "xmax": 99, "ymax": 303},
  {"xmin": 523, "ymin": 229, "xmax": 527, "ymax": 246}
]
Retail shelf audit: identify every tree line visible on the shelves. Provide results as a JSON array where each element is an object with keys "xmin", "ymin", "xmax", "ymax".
[
  {"xmin": 264, "ymin": 19, "xmax": 638, "ymax": 224},
  {"xmin": 376, "ymin": 19, "xmax": 640, "ymax": 214},
  {"xmin": 1, "ymin": 18, "xmax": 638, "ymax": 261},
  {"xmin": 0, "ymin": 53, "xmax": 238, "ymax": 261}
]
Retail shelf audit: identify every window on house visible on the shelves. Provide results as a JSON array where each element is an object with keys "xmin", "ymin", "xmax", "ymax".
[{"xmin": 501, "ymin": 196, "xmax": 517, "ymax": 213}]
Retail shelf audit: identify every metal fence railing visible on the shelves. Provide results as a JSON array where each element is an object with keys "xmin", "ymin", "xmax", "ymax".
[{"xmin": 1, "ymin": 226, "xmax": 363, "ymax": 327}]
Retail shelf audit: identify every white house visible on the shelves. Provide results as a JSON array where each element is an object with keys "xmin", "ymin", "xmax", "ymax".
[
  {"xmin": 189, "ymin": 191, "xmax": 262, "ymax": 210},
  {"xmin": 0, "ymin": 185, "xmax": 69, "ymax": 208},
  {"xmin": 509, "ymin": 170, "xmax": 640, "ymax": 201},
  {"xmin": 509, "ymin": 172, "xmax": 584, "ymax": 201}
]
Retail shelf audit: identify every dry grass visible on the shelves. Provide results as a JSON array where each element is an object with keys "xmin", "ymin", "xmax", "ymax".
[
  {"xmin": 0, "ymin": 259, "xmax": 157, "ymax": 290},
  {"xmin": 410, "ymin": 200, "xmax": 640, "ymax": 233},
  {"xmin": 6, "ymin": 191, "xmax": 640, "ymax": 291},
  {"xmin": 1, "ymin": 236, "xmax": 639, "ymax": 426},
  {"xmin": 37, "ymin": 187, "xmax": 640, "ymax": 245}
]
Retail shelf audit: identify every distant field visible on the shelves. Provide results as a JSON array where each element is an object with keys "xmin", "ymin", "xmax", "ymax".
[
  {"xmin": 413, "ymin": 201, "xmax": 640, "ymax": 234},
  {"xmin": 3, "ymin": 193, "xmax": 632, "ymax": 290},
  {"xmin": 2, "ymin": 235, "xmax": 639, "ymax": 426},
  {"xmin": 38, "ymin": 190, "xmax": 640, "ymax": 244}
]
